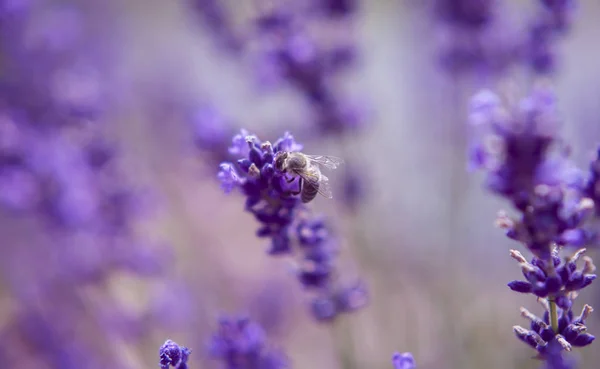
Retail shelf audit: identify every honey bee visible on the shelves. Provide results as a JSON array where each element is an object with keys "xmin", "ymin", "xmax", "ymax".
[{"xmin": 274, "ymin": 151, "xmax": 344, "ymax": 203}]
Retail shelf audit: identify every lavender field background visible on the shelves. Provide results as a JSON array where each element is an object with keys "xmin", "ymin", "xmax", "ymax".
[{"xmin": 2, "ymin": 1, "xmax": 600, "ymax": 369}]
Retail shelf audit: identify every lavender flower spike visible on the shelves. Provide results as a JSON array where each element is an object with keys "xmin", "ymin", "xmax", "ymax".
[
  {"xmin": 469, "ymin": 85, "xmax": 596, "ymax": 366},
  {"xmin": 159, "ymin": 339, "xmax": 191, "ymax": 369},
  {"xmin": 218, "ymin": 130, "xmax": 368, "ymax": 321},
  {"xmin": 392, "ymin": 352, "xmax": 416, "ymax": 369},
  {"xmin": 208, "ymin": 315, "xmax": 288, "ymax": 369},
  {"xmin": 217, "ymin": 130, "xmax": 304, "ymax": 254}
]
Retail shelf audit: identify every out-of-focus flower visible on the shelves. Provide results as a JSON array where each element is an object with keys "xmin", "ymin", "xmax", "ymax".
[
  {"xmin": 392, "ymin": 352, "xmax": 416, "ymax": 369},
  {"xmin": 339, "ymin": 164, "xmax": 367, "ymax": 212},
  {"xmin": 188, "ymin": 0, "xmax": 241, "ymax": 52},
  {"xmin": 313, "ymin": 0, "xmax": 359, "ymax": 18},
  {"xmin": 160, "ymin": 339, "xmax": 192, "ymax": 369},
  {"xmin": 469, "ymin": 84, "xmax": 596, "ymax": 366},
  {"xmin": 435, "ymin": 0, "xmax": 495, "ymax": 29},
  {"xmin": 435, "ymin": 0, "xmax": 577, "ymax": 76},
  {"xmin": 249, "ymin": 5, "xmax": 366, "ymax": 136},
  {"xmin": 0, "ymin": 3, "xmax": 174, "ymax": 368},
  {"xmin": 207, "ymin": 315, "xmax": 288, "ymax": 369},
  {"xmin": 469, "ymin": 86, "xmax": 592, "ymax": 256},
  {"xmin": 522, "ymin": 0, "xmax": 578, "ymax": 75}
]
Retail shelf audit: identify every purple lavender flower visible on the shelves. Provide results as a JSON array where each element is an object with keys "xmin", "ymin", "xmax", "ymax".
[
  {"xmin": 190, "ymin": 105, "xmax": 232, "ymax": 157},
  {"xmin": 188, "ymin": 0, "xmax": 241, "ymax": 52},
  {"xmin": 469, "ymin": 87, "xmax": 592, "ymax": 257},
  {"xmin": 435, "ymin": 0, "xmax": 495, "ymax": 29},
  {"xmin": 295, "ymin": 216, "xmax": 368, "ymax": 321},
  {"xmin": 433, "ymin": 0, "xmax": 518, "ymax": 76},
  {"xmin": 0, "ymin": 3, "xmax": 173, "ymax": 368},
  {"xmin": 339, "ymin": 164, "xmax": 367, "ymax": 212},
  {"xmin": 315, "ymin": 0, "xmax": 358, "ymax": 17},
  {"xmin": 469, "ymin": 85, "xmax": 596, "ymax": 366},
  {"xmin": 523, "ymin": 0, "xmax": 577, "ymax": 75},
  {"xmin": 207, "ymin": 315, "xmax": 289, "ymax": 369},
  {"xmin": 507, "ymin": 248, "xmax": 596, "ymax": 305},
  {"xmin": 392, "ymin": 352, "xmax": 416, "ymax": 369},
  {"xmin": 160, "ymin": 339, "xmax": 192, "ymax": 369},
  {"xmin": 513, "ymin": 303, "xmax": 595, "ymax": 356},
  {"xmin": 219, "ymin": 130, "xmax": 368, "ymax": 321},
  {"xmin": 251, "ymin": 6, "xmax": 365, "ymax": 135},
  {"xmin": 218, "ymin": 130, "xmax": 303, "ymax": 254}
]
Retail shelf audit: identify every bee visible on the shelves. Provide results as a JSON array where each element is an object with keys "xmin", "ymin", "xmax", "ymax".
[{"xmin": 274, "ymin": 151, "xmax": 343, "ymax": 203}]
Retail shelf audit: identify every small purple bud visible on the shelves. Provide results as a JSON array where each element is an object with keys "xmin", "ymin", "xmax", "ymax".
[
  {"xmin": 249, "ymin": 146, "xmax": 263, "ymax": 166},
  {"xmin": 555, "ymin": 295, "xmax": 572, "ymax": 310},
  {"xmin": 566, "ymin": 271, "xmax": 584, "ymax": 290},
  {"xmin": 580, "ymin": 274, "xmax": 597, "ymax": 289},
  {"xmin": 217, "ymin": 163, "xmax": 241, "ymax": 193},
  {"xmin": 539, "ymin": 327, "xmax": 555, "ymax": 342},
  {"xmin": 311, "ymin": 296, "xmax": 337, "ymax": 322},
  {"xmin": 238, "ymin": 158, "xmax": 252, "ymax": 172},
  {"xmin": 571, "ymin": 333, "xmax": 595, "ymax": 347},
  {"xmin": 514, "ymin": 326, "xmax": 542, "ymax": 349},
  {"xmin": 533, "ymin": 282, "xmax": 549, "ymax": 297},
  {"xmin": 544, "ymin": 275, "xmax": 563, "ymax": 294},
  {"xmin": 508, "ymin": 280, "xmax": 533, "ymax": 293}
]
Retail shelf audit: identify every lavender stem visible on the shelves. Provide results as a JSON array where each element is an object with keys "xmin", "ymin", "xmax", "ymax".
[{"xmin": 549, "ymin": 298, "xmax": 559, "ymax": 333}]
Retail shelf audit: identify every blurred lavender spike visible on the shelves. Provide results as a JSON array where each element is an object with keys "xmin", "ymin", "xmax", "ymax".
[
  {"xmin": 160, "ymin": 339, "xmax": 192, "ymax": 369},
  {"xmin": 250, "ymin": 4, "xmax": 367, "ymax": 136},
  {"xmin": 208, "ymin": 315, "xmax": 289, "ymax": 369},
  {"xmin": 469, "ymin": 84, "xmax": 596, "ymax": 366}
]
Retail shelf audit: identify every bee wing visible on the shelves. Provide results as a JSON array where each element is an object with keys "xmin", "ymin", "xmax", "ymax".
[
  {"xmin": 305, "ymin": 155, "xmax": 344, "ymax": 170},
  {"xmin": 294, "ymin": 170, "xmax": 334, "ymax": 199},
  {"xmin": 316, "ymin": 176, "xmax": 334, "ymax": 199}
]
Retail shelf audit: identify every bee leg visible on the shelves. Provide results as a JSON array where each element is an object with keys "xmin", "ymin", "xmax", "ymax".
[
  {"xmin": 291, "ymin": 177, "xmax": 303, "ymax": 195},
  {"xmin": 283, "ymin": 177, "xmax": 302, "ymax": 196}
]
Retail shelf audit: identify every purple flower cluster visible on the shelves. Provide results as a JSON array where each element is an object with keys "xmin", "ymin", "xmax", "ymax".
[
  {"xmin": 435, "ymin": 0, "xmax": 495, "ymax": 29},
  {"xmin": 507, "ymin": 249, "xmax": 596, "ymax": 303},
  {"xmin": 392, "ymin": 352, "xmax": 416, "ymax": 369},
  {"xmin": 435, "ymin": 0, "xmax": 578, "ymax": 76},
  {"xmin": 160, "ymin": 339, "xmax": 192, "ymax": 369},
  {"xmin": 1, "ymin": 3, "xmax": 172, "ymax": 367},
  {"xmin": 251, "ymin": 6, "xmax": 365, "ymax": 135},
  {"xmin": 207, "ymin": 315, "xmax": 289, "ymax": 369},
  {"xmin": 218, "ymin": 130, "xmax": 303, "ymax": 254},
  {"xmin": 468, "ymin": 86, "xmax": 593, "ymax": 255},
  {"xmin": 218, "ymin": 130, "xmax": 367, "ymax": 321},
  {"xmin": 188, "ymin": 0, "xmax": 241, "ymax": 52},
  {"xmin": 296, "ymin": 216, "xmax": 368, "ymax": 321},
  {"xmin": 514, "ymin": 303, "xmax": 594, "ymax": 357},
  {"xmin": 468, "ymin": 85, "xmax": 596, "ymax": 365},
  {"xmin": 526, "ymin": 0, "xmax": 577, "ymax": 74}
]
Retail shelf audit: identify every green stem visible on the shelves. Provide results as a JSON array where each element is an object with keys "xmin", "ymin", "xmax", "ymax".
[
  {"xmin": 544, "ymin": 247, "xmax": 559, "ymax": 333},
  {"xmin": 549, "ymin": 298, "xmax": 559, "ymax": 333}
]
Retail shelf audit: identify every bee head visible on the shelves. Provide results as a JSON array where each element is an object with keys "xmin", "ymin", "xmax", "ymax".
[{"xmin": 274, "ymin": 151, "xmax": 288, "ymax": 171}]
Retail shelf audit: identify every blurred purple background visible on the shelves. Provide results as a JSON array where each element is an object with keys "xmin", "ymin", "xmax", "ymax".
[{"xmin": 1, "ymin": 1, "xmax": 600, "ymax": 369}]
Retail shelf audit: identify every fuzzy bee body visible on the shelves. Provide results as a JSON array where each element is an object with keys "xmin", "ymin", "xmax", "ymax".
[{"xmin": 274, "ymin": 151, "xmax": 343, "ymax": 203}]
